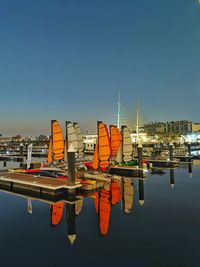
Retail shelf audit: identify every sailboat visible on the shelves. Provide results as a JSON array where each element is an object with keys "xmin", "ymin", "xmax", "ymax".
[
  {"xmin": 48, "ymin": 120, "xmax": 65, "ymax": 163},
  {"xmin": 84, "ymin": 121, "xmax": 111, "ymax": 172},
  {"xmin": 110, "ymin": 125, "xmax": 122, "ymax": 162}
]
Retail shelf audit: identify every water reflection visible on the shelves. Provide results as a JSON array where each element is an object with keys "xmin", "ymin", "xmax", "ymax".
[
  {"xmin": 138, "ymin": 178, "xmax": 144, "ymax": 205},
  {"xmin": 0, "ymin": 163, "xmax": 195, "ymax": 245},
  {"xmin": 27, "ymin": 198, "xmax": 32, "ymax": 214},
  {"xmin": 123, "ymin": 178, "xmax": 134, "ymax": 213},
  {"xmin": 66, "ymin": 203, "xmax": 76, "ymax": 244},
  {"xmin": 170, "ymin": 169, "xmax": 175, "ymax": 188}
]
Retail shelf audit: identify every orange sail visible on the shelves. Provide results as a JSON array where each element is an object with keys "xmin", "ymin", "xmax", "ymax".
[
  {"xmin": 51, "ymin": 120, "xmax": 65, "ymax": 161},
  {"xmin": 47, "ymin": 138, "xmax": 53, "ymax": 163},
  {"xmin": 91, "ymin": 143, "xmax": 99, "ymax": 169},
  {"xmin": 99, "ymin": 188, "xmax": 111, "ymax": 235},
  {"xmin": 110, "ymin": 181, "xmax": 121, "ymax": 205},
  {"xmin": 110, "ymin": 125, "xmax": 122, "ymax": 156},
  {"xmin": 51, "ymin": 202, "xmax": 64, "ymax": 225},
  {"xmin": 98, "ymin": 122, "xmax": 111, "ymax": 169}
]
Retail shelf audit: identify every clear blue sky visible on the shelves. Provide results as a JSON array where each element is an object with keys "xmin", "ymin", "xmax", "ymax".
[{"xmin": 0, "ymin": 0, "xmax": 200, "ymax": 136}]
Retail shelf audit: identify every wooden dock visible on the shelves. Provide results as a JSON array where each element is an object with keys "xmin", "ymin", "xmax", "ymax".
[
  {"xmin": 147, "ymin": 159, "xmax": 180, "ymax": 168},
  {"xmin": 0, "ymin": 172, "xmax": 82, "ymax": 196},
  {"xmin": 108, "ymin": 166, "xmax": 146, "ymax": 178}
]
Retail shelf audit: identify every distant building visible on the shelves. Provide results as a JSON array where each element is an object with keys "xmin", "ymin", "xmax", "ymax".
[
  {"xmin": 143, "ymin": 120, "xmax": 193, "ymax": 135},
  {"xmin": 82, "ymin": 134, "xmax": 97, "ymax": 151},
  {"xmin": 192, "ymin": 123, "xmax": 200, "ymax": 133}
]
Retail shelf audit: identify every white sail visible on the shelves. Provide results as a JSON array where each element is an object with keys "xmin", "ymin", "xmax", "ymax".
[
  {"xmin": 122, "ymin": 126, "xmax": 133, "ymax": 162},
  {"xmin": 115, "ymin": 142, "xmax": 122, "ymax": 163},
  {"xmin": 73, "ymin": 123, "xmax": 84, "ymax": 158},
  {"xmin": 66, "ymin": 122, "xmax": 78, "ymax": 156}
]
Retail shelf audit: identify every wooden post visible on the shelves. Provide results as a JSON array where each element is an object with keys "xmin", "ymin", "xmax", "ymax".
[
  {"xmin": 137, "ymin": 143, "xmax": 143, "ymax": 178},
  {"xmin": 67, "ymin": 144, "xmax": 76, "ymax": 187},
  {"xmin": 169, "ymin": 143, "xmax": 173, "ymax": 168},
  {"xmin": 187, "ymin": 142, "xmax": 192, "ymax": 178},
  {"xmin": 169, "ymin": 144, "xmax": 173, "ymax": 161},
  {"xmin": 3, "ymin": 161, "xmax": 7, "ymax": 167}
]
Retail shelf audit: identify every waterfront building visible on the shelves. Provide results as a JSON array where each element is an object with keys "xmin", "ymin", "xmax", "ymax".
[
  {"xmin": 143, "ymin": 120, "xmax": 193, "ymax": 135},
  {"xmin": 82, "ymin": 134, "xmax": 97, "ymax": 152},
  {"xmin": 192, "ymin": 123, "xmax": 200, "ymax": 133}
]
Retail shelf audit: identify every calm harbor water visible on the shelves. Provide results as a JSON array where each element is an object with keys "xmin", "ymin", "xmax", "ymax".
[{"xmin": 0, "ymin": 164, "xmax": 200, "ymax": 267}]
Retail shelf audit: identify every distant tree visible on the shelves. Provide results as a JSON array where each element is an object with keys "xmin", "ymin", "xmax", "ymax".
[
  {"xmin": 36, "ymin": 135, "xmax": 49, "ymax": 141},
  {"xmin": 12, "ymin": 135, "xmax": 22, "ymax": 141}
]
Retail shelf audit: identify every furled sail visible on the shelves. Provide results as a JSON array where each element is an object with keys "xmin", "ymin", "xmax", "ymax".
[
  {"xmin": 73, "ymin": 122, "xmax": 84, "ymax": 158},
  {"xmin": 51, "ymin": 120, "xmax": 65, "ymax": 161},
  {"xmin": 122, "ymin": 126, "xmax": 133, "ymax": 162}
]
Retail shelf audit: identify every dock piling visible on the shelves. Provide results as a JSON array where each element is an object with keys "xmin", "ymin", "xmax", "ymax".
[
  {"xmin": 19, "ymin": 143, "xmax": 24, "ymax": 157},
  {"xmin": 137, "ymin": 143, "xmax": 143, "ymax": 178},
  {"xmin": 67, "ymin": 144, "xmax": 76, "ymax": 188}
]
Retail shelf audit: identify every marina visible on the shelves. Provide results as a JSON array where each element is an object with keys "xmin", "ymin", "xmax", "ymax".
[
  {"xmin": 1, "ymin": 0, "xmax": 200, "ymax": 266},
  {"xmin": 0, "ymin": 164, "xmax": 199, "ymax": 266}
]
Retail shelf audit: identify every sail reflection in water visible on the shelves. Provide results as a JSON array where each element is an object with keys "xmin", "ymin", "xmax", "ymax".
[{"xmin": 123, "ymin": 178, "xmax": 134, "ymax": 213}]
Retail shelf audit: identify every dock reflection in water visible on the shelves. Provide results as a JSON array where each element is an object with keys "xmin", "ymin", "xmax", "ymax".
[{"xmin": 0, "ymin": 166, "xmax": 199, "ymax": 267}]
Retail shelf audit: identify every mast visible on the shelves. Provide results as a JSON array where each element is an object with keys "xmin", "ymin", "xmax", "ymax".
[
  {"xmin": 136, "ymin": 100, "xmax": 139, "ymax": 136},
  {"xmin": 117, "ymin": 92, "xmax": 121, "ymax": 129}
]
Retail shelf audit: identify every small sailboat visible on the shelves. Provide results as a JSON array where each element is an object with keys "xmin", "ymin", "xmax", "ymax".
[{"xmin": 85, "ymin": 121, "xmax": 111, "ymax": 172}]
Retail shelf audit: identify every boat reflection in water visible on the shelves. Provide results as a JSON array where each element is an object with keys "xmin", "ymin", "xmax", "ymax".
[{"xmin": 0, "ymin": 175, "xmax": 147, "ymax": 242}]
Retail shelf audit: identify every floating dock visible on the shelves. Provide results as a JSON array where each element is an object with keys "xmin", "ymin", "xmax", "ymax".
[
  {"xmin": 108, "ymin": 166, "xmax": 146, "ymax": 178},
  {"xmin": 0, "ymin": 172, "xmax": 82, "ymax": 197}
]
